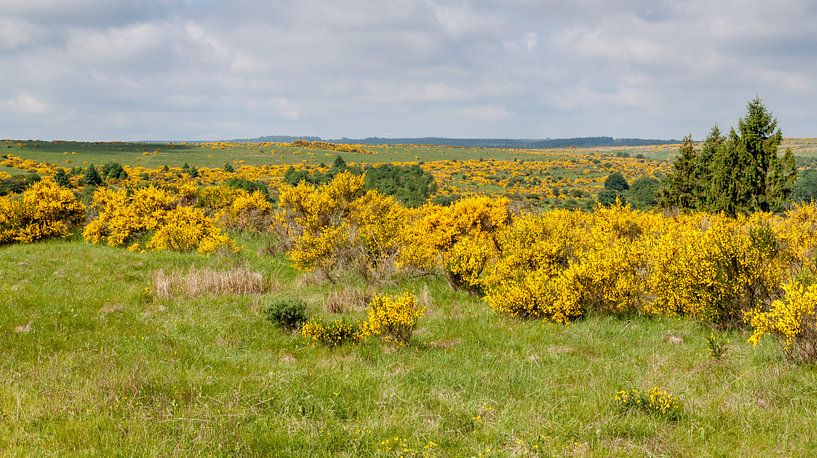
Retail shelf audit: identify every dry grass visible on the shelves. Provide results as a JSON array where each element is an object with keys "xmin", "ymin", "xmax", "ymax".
[
  {"xmin": 324, "ymin": 287, "xmax": 372, "ymax": 313},
  {"xmin": 152, "ymin": 267, "xmax": 272, "ymax": 299}
]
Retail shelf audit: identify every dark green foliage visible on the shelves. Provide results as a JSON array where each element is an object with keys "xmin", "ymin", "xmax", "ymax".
[
  {"xmin": 658, "ymin": 136, "xmax": 699, "ymax": 209},
  {"xmin": 282, "ymin": 156, "xmax": 436, "ymax": 207},
  {"xmin": 54, "ymin": 168, "xmax": 71, "ymax": 188},
  {"xmin": 83, "ymin": 165, "xmax": 103, "ymax": 187},
  {"xmin": 264, "ymin": 299, "xmax": 308, "ymax": 331},
  {"xmin": 224, "ymin": 162, "xmax": 235, "ymax": 173},
  {"xmin": 188, "ymin": 166, "xmax": 199, "ymax": 178},
  {"xmin": 101, "ymin": 162, "xmax": 128, "ymax": 180},
  {"xmin": 793, "ymin": 169, "xmax": 817, "ymax": 202},
  {"xmin": 363, "ymin": 164, "xmax": 437, "ymax": 207},
  {"xmin": 431, "ymin": 194, "xmax": 460, "ymax": 207},
  {"xmin": 603, "ymin": 172, "xmax": 629, "ymax": 191},
  {"xmin": 598, "ymin": 172, "xmax": 629, "ymax": 205},
  {"xmin": 0, "ymin": 173, "xmax": 40, "ymax": 196},
  {"xmin": 628, "ymin": 177, "xmax": 660, "ymax": 209},
  {"xmin": 659, "ymin": 98, "xmax": 797, "ymax": 215},
  {"xmin": 597, "ymin": 188, "xmax": 625, "ymax": 206},
  {"xmin": 283, "ymin": 166, "xmax": 329, "ymax": 186},
  {"xmin": 283, "ymin": 155, "xmax": 361, "ymax": 186},
  {"xmin": 224, "ymin": 177, "xmax": 270, "ymax": 200}
]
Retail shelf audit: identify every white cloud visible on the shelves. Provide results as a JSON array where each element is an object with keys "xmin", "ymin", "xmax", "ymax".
[
  {"xmin": 6, "ymin": 94, "xmax": 49, "ymax": 114},
  {"xmin": 0, "ymin": 0, "xmax": 816, "ymax": 140}
]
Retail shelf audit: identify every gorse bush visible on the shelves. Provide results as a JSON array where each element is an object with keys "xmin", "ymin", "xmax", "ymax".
[
  {"xmin": 301, "ymin": 318, "xmax": 363, "ymax": 347},
  {"xmin": 265, "ymin": 299, "xmax": 308, "ymax": 331},
  {"xmin": 0, "ymin": 177, "xmax": 85, "ymax": 244},
  {"xmin": 301, "ymin": 291, "xmax": 425, "ymax": 347},
  {"xmin": 359, "ymin": 292, "xmax": 426, "ymax": 345},
  {"xmin": 146, "ymin": 206, "xmax": 235, "ymax": 254},
  {"xmin": 84, "ymin": 186, "xmax": 235, "ymax": 254},
  {"xmin": 614, "ymin": 387, "xmax": 684, "ymax": 420},
  {"xmin": 748, "ymin": 280, "xmax": 817, "ymax": 362}
]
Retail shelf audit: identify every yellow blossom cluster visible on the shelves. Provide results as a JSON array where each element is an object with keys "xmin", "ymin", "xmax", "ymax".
[
  {"xmin": 302, "ymin": 291, "xmax": 425, "ymax": 347},
  {"xmin": 614, "ymin": 386, "xmax": 683, "ymax": 420},
  {"xmin": 275, "ymin": 171, "xmax": 407, "ymax": 278},
  {"xmin": 747, "ymin": 280, "xmax": 817, "ymax": 361},
  {"xmin": 300, "ymin": 319, "xmax": 363, "ymax": 347},
  {"xmin": 146, "ymin": 206, "xmax": 235, "ymax": 254},
  {"xmin": 358, "ymin": 292, "xmax": 427, "ymax": 345},
  {"xmin": 83, "ymin": 186, "xmax": 234, "ymax": 254},
  {"xmin": 0, "ymin": 177, "xmax": 85, "ymax": 244},
  {"xmin": 83, "ymin": 186, "xmax": 176, "ymax": 246},
  {"xmin": 287, "ymin": 140, "xmax": 376, "ymax": 155}
]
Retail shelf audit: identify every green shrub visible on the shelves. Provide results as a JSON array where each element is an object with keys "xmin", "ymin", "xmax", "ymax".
[
  {"xmin": 614, "ymin": 387, "xmax": 683, "ymax": 420},
  {"xmin": 301, "ymin": 318, "xmax": 362, "ymax": 346},
  {"xmin": 265, "ymin": 299, "xmax": 308, "ymax": 330}
]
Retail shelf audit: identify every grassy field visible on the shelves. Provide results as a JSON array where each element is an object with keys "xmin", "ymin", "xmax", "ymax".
[
  {"xmin": 4, "ymin": 139, "xmax": 817, "ymax": 171},
  {"xmin": 2, "ymin": 234, "xmax": 817, "ymax": 456},
  {"xmin": 0, "ymin": 139, "xmax": 682, "ymax": 169}
]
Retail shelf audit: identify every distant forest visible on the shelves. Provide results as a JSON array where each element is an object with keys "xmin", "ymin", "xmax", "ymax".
[{"xmin": 234, "ymin": 135, "xmax": 678, "ymax": 149}]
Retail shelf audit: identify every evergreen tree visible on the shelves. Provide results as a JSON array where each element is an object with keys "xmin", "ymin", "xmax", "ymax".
[
  {"xmin": 660, "ymin": 98, "xmax": 796, "ymax": 215},
  {"xmin": 603, "ymin": 172, "xmax": 629, "ymax": 191},
  {"xmin": 628, "ymin": 177, "xmax": 660, "ymax": 209},
  {"xmin": 54, "ymin": 168, "xmax": 71, "ymax": 188},
  {"xmin": 224, "ymin": 162, "xmax": 235, "ymax": 172},
  {"xmin": 84, "ymin": 164, "xmax": 103, "ymax": 187},
  {"xmin": 709, "ymin": 98, "xmax": 793, "ymax": 214},
  {"xmin": 658, "ymin": 136, "xmax": 698, "ymax": 209}
]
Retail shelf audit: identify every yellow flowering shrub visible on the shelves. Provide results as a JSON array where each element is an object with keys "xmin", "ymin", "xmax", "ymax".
[
  {"xmin": 748, "ymin": 280, "xmax": 817, "ymax": 361},
  {"xmin": 0, "ymin": 177, "xmax": 85, "ymax": 244},
  {"xmin": 482, "ymin": 210, "xmax": 585, "ymax": 321},
  {"xmin": 646, "ymin": 213, "xmax": 785, "ymax": 327},
  {"xmin": 443, "ymin": 236, "xmax": 494, "ymax": 293},
  {"xmin": 614, "ymin": 386, "xmax": 683, "ymax": 420},
  {"xmin": 146, "ymin": 206, "xmax": 236, "ymax": 254},
  {"xmin": 359, "ymin": 292, "xmax": 426, "ymax": 345},
  {"xmin": 276, "ymin": 172, "xmax": 408, "ymax": 278},
  {"xmin": 197, "ymin": 185, "xmax": 245, "ymax": 210},
  {"xmin": 301, "ymin": 318, "xmax": 364, "ymax": 347},
  {"xmin": 347, "ymin": 191, "xmax": 408, "ymax": 277},
  {"xmin": 398, "ymin": 195, "xmax": 510, "ymax": 284},
  {"xmin": 83, "ymin": 186, "xmax": 176, "ymax": 246},
  {"xmin": 217, "ymin": 190, "xmax": 272, "ymax": 232}
]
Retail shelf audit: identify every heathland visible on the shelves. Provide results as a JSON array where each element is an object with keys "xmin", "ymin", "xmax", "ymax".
[{"xmin": 4, "ymin": 125, "xmax": 817, "ymax": 455}]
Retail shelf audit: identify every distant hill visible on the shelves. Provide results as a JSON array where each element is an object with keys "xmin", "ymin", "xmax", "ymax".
[{"xmin": 231, "ymin": 135, "xmax": 678, "ymax": 149}]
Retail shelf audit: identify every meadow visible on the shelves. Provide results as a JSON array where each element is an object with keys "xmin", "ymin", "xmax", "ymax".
[{"xmin": 3, "ymin": 139, "xmax": 817, "ymax": 456}]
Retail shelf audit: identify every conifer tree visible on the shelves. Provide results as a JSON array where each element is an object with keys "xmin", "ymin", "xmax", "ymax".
[
  {"xmin": 83, "ymin": 164, "xmax": 103, "ymax": 187},
  {"xmin": 54, "ymin": 168, "xmax": 71, "ymax": 188}
]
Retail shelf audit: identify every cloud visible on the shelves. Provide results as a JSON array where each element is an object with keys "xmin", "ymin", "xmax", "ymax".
[
  {"xmin": 0, "ymin": 0, "xmax": 816, "ymax": 140},
  {"xmin": 6, "ymin": 94, "xmax": 49, "ymax": 114}
]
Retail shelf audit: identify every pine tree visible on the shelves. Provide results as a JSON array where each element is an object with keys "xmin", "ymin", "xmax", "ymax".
[
  {"xmin": 84, "ymin": 164, "xmax": 103, "ymax": 187},
  {"xmin": 708, "ymin": 98, "xmax": 793, "ymax": 215},
  {"xmin": 661, "ymin": 98, "xmax": 796, "ymax": 215},
  {"xmin": 54, "ymin": 168, "xmax": 71, "ymax": 188},
  {"xmin": 224, "ymin": 162, "xmax": 235, "ymax": 172},
  {"xmin": 658, "ymin": 136, "xmax": 698, "ymax": 209}
]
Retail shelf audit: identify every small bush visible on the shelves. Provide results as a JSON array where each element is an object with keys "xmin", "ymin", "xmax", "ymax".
[
  {"xmin": 707, "ymin": 331, "xmax": 729, "ymax": 360},
  {"xmin": 359, "ymin": 292, "xmax": 426, "ymax": 345},
  {"xmin": 301, "ymin": 318, "xmax": 363, "ymax": 347},
  {"xmin": 748, "ymin": 280, "xmax": 817, "ymax": 362},
  {"xmin": 265, "ymin": 299, "xmax": 308, "ymax": 330},
  {"xmin": 614, "ymin": 387, "xmax": 683, "ymax": 420}
]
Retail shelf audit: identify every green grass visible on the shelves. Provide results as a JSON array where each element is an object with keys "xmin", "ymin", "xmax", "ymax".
[
  {"xmin": 3, "ymin": 236, "xmax": 817, "ymax": 455},
  {"xmin": 1, "ymin": 139, "xmax": 683, "ymax": 170}
]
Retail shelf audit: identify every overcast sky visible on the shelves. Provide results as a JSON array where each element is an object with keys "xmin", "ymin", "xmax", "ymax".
[{"xmin": 1, "ymin": 1, "xmax": 816, "ymax": 141}]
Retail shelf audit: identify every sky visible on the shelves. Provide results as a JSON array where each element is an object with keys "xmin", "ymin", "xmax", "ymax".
[{"xmin": 1, "ymin": 0, "xmax": 817, "ymax": 141}]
